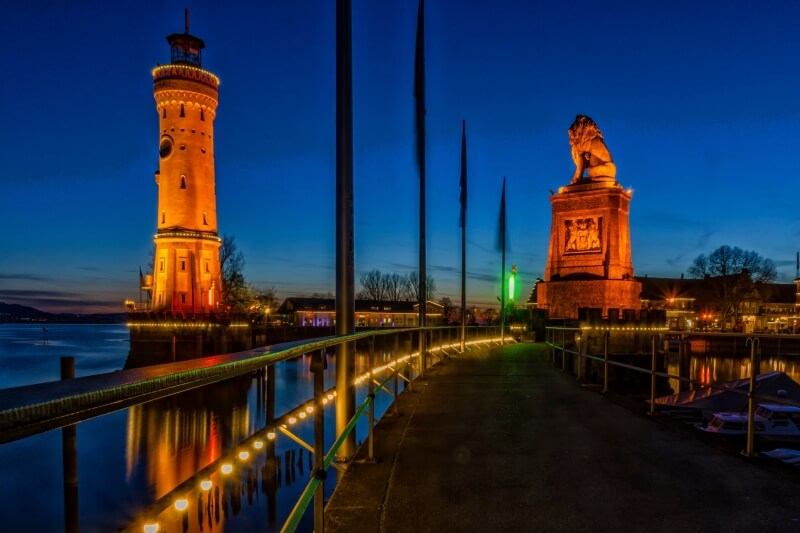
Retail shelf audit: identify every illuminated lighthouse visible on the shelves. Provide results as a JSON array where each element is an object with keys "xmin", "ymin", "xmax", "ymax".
[{"xmin": 149, "ymin": 14, "xmax": 222, "ymax": 314}]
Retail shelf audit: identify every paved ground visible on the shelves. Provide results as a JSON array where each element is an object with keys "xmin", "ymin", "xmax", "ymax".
[{"xmin": 324, "ymin": 342, "xmax": 800, "ymax": 532}]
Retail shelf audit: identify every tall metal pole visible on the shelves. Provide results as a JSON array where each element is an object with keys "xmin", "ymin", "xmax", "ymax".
[
  {"xmin": 335, "ymin": 0, "xmax": 356, "ymax": 461},
  {"xmin": 415, "ymin": 0, "xmax": 427, "ymax": 372},
  {"xmin": 500, "ymin": 177, "xmax": 506, "ymax": 344},
  {"xmin": 311, "ymin": 351, "xmax": 325, "ymax": 531},
  {"xmin": 460, "ymin": 120, "xmax": 467, "ymax": 352}
]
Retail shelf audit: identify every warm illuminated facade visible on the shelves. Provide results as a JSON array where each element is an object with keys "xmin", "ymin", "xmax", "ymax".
[
  {"xmin": 148, "ymin": 27, "xmax": 222, "ymax": 314},
  {"xmin": 536, "ymin": 179, "xmax": 642, "ymax": 318},
  {"xmin": 277, "ymin": 298, "xmax": 444, "ymax": 327}
]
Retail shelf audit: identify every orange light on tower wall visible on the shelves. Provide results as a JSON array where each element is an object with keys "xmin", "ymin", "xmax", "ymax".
[{"xmin": 150, "ymin": 20, "xmax": 223, "ymax": 315}]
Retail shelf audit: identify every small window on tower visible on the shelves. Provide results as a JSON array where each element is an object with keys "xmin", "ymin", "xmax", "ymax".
[
  {"xmin": 200, "ymin": 109, "xmax": 205, "ymax": 121},
  {"xmin": 162, "ymin": 108, "xmax": 166, "ymax": 119},
  {"xmin": 161, "ymin": 211, "xmax": 165, "ymax": 224},
  {"xmin": 180, "ymin": 104, "xmax": 185, "ymax": 117},
  {"xmin": 159, "ymin": 260, "xmax": 164, "ymax": 272},
  {"xmin": 203, "ymin": 211, "xmax": 208, "ymax": 225},
  {"xmin": 181, "ymin": 294, "xmax": 186, "ymax": 304},
  {"xmin": 180, "ymin": 176, "xmax": 186, "ymax": 189},
  {"xmin": 205, "ymin": 261, "xmax": 209, "ymax": 273},
  {"xmin": 181, "ymin": 260, "xmax": 186, "ymax": 271}
]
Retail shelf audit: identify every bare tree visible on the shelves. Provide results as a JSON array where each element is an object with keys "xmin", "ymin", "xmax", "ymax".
[
  {"xmin": 688, "ymin": 245, "xmax": 776, "ymax": 331},
  {"xmin": 311, "ymin": 291, "xmax": 334, "ymax": 299},
  {"xmin": 248, "ymin": 286, "xmax": 278, "ymax": 323},
  {"xmin": 438, "ymin": 296, "xmax": 459, "ymax": 324},
  {"xmin": 400, "ymin": 272, "xmax": 437, "ymax": 302},
  {"xmin": 384, "ymin": 273, "xmax": 404, "ymax": 301},
  {"xmin": 220, "ymin": 234, "xmax": 247, "ymax": 310},
  {"xmin": 358, "ymin": 269, "xmax": 386, "ymax": 301}
]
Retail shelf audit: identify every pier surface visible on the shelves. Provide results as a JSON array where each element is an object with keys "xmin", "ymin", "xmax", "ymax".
[{"xmin": 325, "ymin": 343, "xmax": 800, "ymax": 532}]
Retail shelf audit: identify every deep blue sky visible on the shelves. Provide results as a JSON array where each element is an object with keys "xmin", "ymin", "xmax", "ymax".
[{"xmin": 2, "ymin": 1, "xmax": 800, "ymax": 313}]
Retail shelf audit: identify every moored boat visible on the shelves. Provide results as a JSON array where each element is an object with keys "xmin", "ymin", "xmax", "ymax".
[{"xmin": 698, "ymin": 403, "xmax": 800, "ymax": 440}]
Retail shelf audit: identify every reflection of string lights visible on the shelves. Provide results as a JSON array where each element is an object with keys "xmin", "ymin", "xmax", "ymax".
[
  {"xmin": 126, "ymin": 322, "xmax": 249, "ymax": 328},
  {"xmin": 137, "ymin": 333, "xmax": 505, "ymax": 532},
  {"xmin": 579, "ymin": 326, "xmax": 669, "ymax": 332}
]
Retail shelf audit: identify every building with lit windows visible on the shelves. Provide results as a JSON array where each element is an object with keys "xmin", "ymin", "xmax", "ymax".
[
  {"xmin": 638, "ymin": 276, "xmax": 800, "ymax": 333},
  {"xmin": 276, "ymin": 298, "xmax": 443, "ymax": 327}
]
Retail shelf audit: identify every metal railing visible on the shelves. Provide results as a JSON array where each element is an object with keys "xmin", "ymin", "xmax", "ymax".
[
  {"xmin": 0, "ymin": 325, "xmax": 506, "ymax": 533},
  {"xmin": 545, "ymin": 327, "xmax": 800, "ymax": 457}
]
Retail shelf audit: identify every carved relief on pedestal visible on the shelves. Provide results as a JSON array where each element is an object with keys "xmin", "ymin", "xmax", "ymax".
[{"xmin": 564, "ymin": 217, "xmax": 601, "ymax": 253}]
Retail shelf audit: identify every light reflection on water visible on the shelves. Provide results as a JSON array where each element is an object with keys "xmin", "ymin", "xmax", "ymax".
[
  {"xmin": 665, "ymin": 339, "xmax": 800, "ymax": 392},
  {"xmin": 0, "ymin": 324, "xmax": 400, "ymax": 532}
]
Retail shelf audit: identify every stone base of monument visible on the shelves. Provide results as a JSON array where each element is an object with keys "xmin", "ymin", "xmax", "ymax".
[{"xmin": 537, "ymin": 278, "xmax": 642, "ymax": 320}]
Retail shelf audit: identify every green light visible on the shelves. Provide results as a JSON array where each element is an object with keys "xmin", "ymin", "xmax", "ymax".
[{"xmin": 508, "ymin": 265, "xmax": 517, "ymax": 301}]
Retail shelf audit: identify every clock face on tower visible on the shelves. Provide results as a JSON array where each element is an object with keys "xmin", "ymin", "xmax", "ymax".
[{"xmin": 159, "ymin": 135, "xmax": 174, "ymax": 159}]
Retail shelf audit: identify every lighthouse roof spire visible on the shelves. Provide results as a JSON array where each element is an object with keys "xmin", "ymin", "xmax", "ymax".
[{"xmin": 166, "ymin": 9, "xmax": 205, "ymax": 67}]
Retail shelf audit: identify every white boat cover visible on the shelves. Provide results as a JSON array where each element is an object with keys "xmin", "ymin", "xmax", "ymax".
[{"xmin": 655, "ymin": 371, "xmax": 800, "ymax": 413}]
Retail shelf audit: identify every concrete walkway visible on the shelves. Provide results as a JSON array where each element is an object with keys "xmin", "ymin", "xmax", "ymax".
[{"xmin": 325, "ymin": 342, "xmax": 800, "ymax": 532}]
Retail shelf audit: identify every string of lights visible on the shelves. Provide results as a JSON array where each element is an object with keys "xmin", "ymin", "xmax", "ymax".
[{"xmin": 137, "ymin": 335, "xmax": 510, "ymax": 532}]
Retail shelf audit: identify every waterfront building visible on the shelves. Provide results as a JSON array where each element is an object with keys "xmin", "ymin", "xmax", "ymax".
[
  {"xmin": 140, "ymin": 21, "xmax": 223, "ymax": 315},
  {"xmin": 276, "ymin": 298, "xmax": 443, "ymax": 327},
  {"xmin": 638, "ymin": 276, "xmax": 800, "ymax": 333}
]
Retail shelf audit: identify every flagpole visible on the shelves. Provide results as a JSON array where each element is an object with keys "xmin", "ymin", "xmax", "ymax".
[
  {"xmin": 460, "ymin": 120, "xmax": 467, "ymax": 352},
  {"xmin": 415, "ymin": 0, "xmax": 427, "ymax": 372},
  {"xmin": 500, "ymin": 177, "xmax": 506, "ymax": 344},
  {"xmin": 335, "ymin": 0, "xmax": 356, "ymax": 461}
]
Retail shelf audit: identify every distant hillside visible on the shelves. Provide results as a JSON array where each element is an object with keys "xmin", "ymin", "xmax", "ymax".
[{"xmin": 0, "ymin": 302, "xmax": 127, "ymax": 324}]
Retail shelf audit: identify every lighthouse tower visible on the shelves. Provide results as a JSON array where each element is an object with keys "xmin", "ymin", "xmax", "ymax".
[{"xmin": 150, "ymin": 15, "xmax": 222, "ymax": 314}]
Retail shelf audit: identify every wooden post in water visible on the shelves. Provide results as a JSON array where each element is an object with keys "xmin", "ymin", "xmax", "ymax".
[
  {"xmin": 649, "ymin": 335, "xmax": 657, "ymax": 416},
  {"xmin": 60, "ymin": 356, "xmax": 78, "ymax": 533},
  {"xmin": 744, "ymin": 337, "xmax": 761, "ymax": 457}
]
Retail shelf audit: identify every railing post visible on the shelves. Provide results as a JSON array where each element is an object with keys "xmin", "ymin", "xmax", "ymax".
[
  {"xmin": 561, "ymin": 329, "xmax": 566, "ymax": 371},
  {"xmin": 649, "ymin": 334, "xmax": 657, "ymax": 416},
  {"xmin": 393, "ymin": 333, "xmax": 400, "ymax": 415},
  {"xmin": 744, "ymin": 336, "xmax": 761, "ymax": 457},
  {"xmin": 60, "ymin": 356, "xmax": 78, "ymax": 533},
  {"xmin": 576, "ymin": 333, "xmax": 583, "ymax": 381},
  {"xmin": 603, "ymin": 331, "xmax": 609, "ymax": 394},
  {"xmin": 368, "ymin": 337, "xmax": 375, "ymax": 462},
  {"xmin": 310, "ymin": 350, "xmax": 327, "ymax": 532}
]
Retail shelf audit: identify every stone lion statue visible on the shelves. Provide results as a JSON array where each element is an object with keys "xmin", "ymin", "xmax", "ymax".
[{"xmin": 568, "ymin": 115, "xmax": 616, "ymax": 183}]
